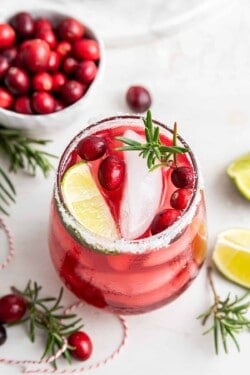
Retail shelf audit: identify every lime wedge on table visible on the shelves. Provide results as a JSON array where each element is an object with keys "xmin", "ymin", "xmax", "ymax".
[
  {"xmin": 212, "ymin": 228, "xmax": 250, "ymax": 288},
  {"xmin": 62, "ymin": 162, "xmax": 119, "ymax": 240},
  {"xmin": 227, "ymin": 153, "xmax": 250, "ymax": 199}
]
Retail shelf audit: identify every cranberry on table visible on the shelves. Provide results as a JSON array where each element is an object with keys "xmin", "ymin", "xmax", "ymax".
[
  {"xmin": 34, "ymin": 18, "xmax": 52, "ymax": 33},
  {"xmin": 0, "ymin": 56, "xmax": 10, "ymax": 79},
  {"xmin": 5, "ymin": 67, "xmax": 30, "ymax": 95},
  {"xmin": 56, "ymin": 40, "xmax": 72, "ymax": 58},
  {"xmin": 171, "ymin": 166, "xmax": 194, "ymax": 188},
  {"xmin": 73, "ymin": 39, "xmax": 100, "ymax": 61},
  {"xmin": 63, "ymin": 57, "xmax": 78, "ymax": 75},
  {"xmin": 0, "ymin": 87, "xmax": 13, "ymax": 109},
  {"xmin": 2, "ymin": 46, "xmax": 18, "ymax": 63},
  {"xmin": 32, "ymin": 91, "xmax": 55, "ymax": 114},
  {"xmin": 0, "ymin": 325, "xmax": 7, "ymax": 346},
  {"xmin": 170, "ymin": 189, "xmax": 193, "ymax": 210},
  {"xmin": 51, "ymin": 72, "xmax": 66, "ymax": 92},
  {"xmin": 98, "ymin": 155, "xmax": 125, "ymax": 191},
  {"xmin": 68, "ymin": 331, "xmax": 93, "ymax": 361},
  {"xmin": 126, "ymin": 85, "xmax": 151, "ymax": 113},
  {"xmin": 47, "ymin": 51, "xmax": 61, "ymax": 72},
  {"xmin": 32, "ymin": 72, "xmax": 53, "ymax": 92},
  {"xmin": 0, "ymin": 294, "xmax": 26, "ymax": 324},
  {"xmin": 0, "ymin": 24, "xmax": 16, "ymax": 49},
  {"xmin": 77, "ymin": 136, "xmax": 107, "ymax": 161},
  {"xmin": 10, "ymin": 12, "xmax": 34, "ymax": 39},
  {"xmin": 57, "ymin": 17, "xmax": 84, "ymax": 42},
  {"xmin": 19, "ymin": 39, "xmax": 50, "ymax": 73},
  {"xmin": 35, "ymin": 28, "xmax": 57, "ymax": 50},
  {"xmin": 60, "ymin": 80, "xmax": 85, "ymax": 104},
  {"xmin": 75, "ymin": 60, "xmax": 97, "ymax": 84},
  {"xmin": 151, "ymin": 209, "xmax": 181, "ymax": 235},
  {"xmin": 14, "ymin": 95, "xmax": 33, "ymax": 114}
]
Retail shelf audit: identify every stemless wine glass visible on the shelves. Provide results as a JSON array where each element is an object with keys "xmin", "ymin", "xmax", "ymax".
[{"xmin": 48, "ymin": 115, "xmax": 207, "ymax": 314}]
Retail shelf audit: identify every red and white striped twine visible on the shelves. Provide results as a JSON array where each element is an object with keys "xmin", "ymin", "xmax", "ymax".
[{"xmin": 0, "ymin": 217, "xmax": 128, "ymax": 374}]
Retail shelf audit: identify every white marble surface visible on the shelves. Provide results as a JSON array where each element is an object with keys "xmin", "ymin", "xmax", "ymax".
[{"xmin": 1, "ymin": 0, "xmax": 250, "ymax": 374}]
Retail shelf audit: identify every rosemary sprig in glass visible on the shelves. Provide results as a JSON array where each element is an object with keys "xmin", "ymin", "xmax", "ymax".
[
  {"xmin": 0, "ymin": 125, "xmax": 56, "ymax": 215},
  {"xmin": 115, "ymin": 110, "xmax": 189, "ymax": 171},
  {"xmin": 11, "ymin": 281, "xmax": 83, "ymax": 368},
  {"xmin": 198, "ymin": 266, "xmax": 250, "ymax": 354}
]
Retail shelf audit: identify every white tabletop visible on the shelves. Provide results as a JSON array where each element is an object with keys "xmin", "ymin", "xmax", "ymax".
[{"xmin": 1, "ymin": 0, "xmax": 250, "ymax": 374}]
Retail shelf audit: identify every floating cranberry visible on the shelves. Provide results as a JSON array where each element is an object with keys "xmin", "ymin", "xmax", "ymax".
[
  {"xmin": 0, "ymin": 24, "xmax": 16, "ymax": 49},
  {"xmin": 77, "ymin": 136, "xmax": 106, "ymax": 161},
  {"xmin": 0, "ymin": 87, "xmax": 13, "ymax": 109},
  {"xmin": 98, "ymin": 155, "xmax": 125, "ymax": 191},
  {"xmin": 0, "ymin": 294, "xmax": 26, "ymax": 324},
  {"xmin": 34, "ymin": 18, "xmax": 52, "ymax": 33},
  {"xmin": 58, "ymin": 17, "xmax": 84, "ymax": 42},
  {"xmin": 60, "ymin": 80, "xmax": 85, "ymax": 104},
  {"xmin": 73, "ymin": 39, "xmax": 100, "ymax": 61},
  {"xmin": 171, "ymin": 166, "xmax": 194, "ymax": 188},
  {"xmin": 19, "ymin": 39, "xmax": 50, "ymax": 73},
  {"xmin": 126, "ymin": 86, "xmax": 151, "ymax": 113},
  {"xmin": 75, "ymin": 60, "xmax": 97, "ymax": 84},
  {"xmin": 32, "ymin": 71, "xmax": 52, "ymax": 92},
  {"xmin": 5, "ymin": 67, "xmax": 30, "ymax": 95},
  {"xmin": 0, "ymin": 325, "xmax": 6, "ymax": 346},
  {"xmin": 35, "ymin": 28, "xmax": 57, "ymax": 49},
  {"xmin": 51, "ymin": 72, "xmax": 66, "ymax": 92},
  {"xmin": 14, "ymin": 95, "xmax": 33, "ymax": 114},
  {"xmin": 68, "ymin": 331, "xmax": 92, "ymax": 361},
  {"xmin": 0, "ymin": 56, "xmax": 10, "ymax": 79},
  {"xmin": 63, "ymin": 57, "xmax": 78, "ymax": 75},
  {"xmin": 151, "ymin": 209, "xmax": 181, "ymax": 235},
  {"xmin": 2, "ymin": 46, "xmax": 17, "ymax": 63},
  {"xmin": 11, "ymin": 12, "xmax": 34, "ymax": 39},
  {"xmin": 170, "ymin": 189, "xmax": 193, "ymax": 210},
  {"xmin": 32, "ymin": 91, "xmax": 55, "ymax": 114},
  {"xmin": 56, "ymin": 40, "xmax": 71, "ymax": 58}
]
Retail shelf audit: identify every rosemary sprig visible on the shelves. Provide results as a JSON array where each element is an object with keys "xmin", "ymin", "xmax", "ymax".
[
  {"xmin": 116, "ymin": 110, "xmax": 189, "ymax": 171},
  {"xmin": 0, "ymin": 125, "xmax": 57, "ymax": 215},
  {"xmin": 198, "ymin": 266, "xmax": 250, "ymax": 354},
  {"xmin": 11, "ymin": 281, "xmax": 83, "ymax": 368}
]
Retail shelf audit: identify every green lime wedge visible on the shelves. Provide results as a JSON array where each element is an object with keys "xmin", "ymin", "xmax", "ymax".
[{"xmin": 227, "ymin": 153, "xmax": 250, "ymax": 200}]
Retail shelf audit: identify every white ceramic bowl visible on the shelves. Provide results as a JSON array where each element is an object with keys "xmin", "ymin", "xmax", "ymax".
[{"xmin": 0, "ymin": 9, "xmax": 104, "ymax": 135}]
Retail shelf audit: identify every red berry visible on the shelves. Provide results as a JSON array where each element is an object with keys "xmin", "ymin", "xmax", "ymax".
[
  {"xmin": 14, "ymin": 95, "xmax": 33, "ymax": 114},
  {"xmin": 171, "ymin": 166, "xmax": 194, "ymax": 188},
  {"xmin": 34, "ymin": 18, "xmax": 52, "ymax": 33},
  {"xmin": 151, "ymin": 209, "xmax": 181, "ymax": 235},
  {"xmin": 0, "ymin": 294, "xmax": 26, "ymax": 323},
  {"xmin": 2, "ymin": 46, "xmax": 18, "ymax": 63},
  {"xmin": 170, "ymin": 189, "xmax": 193, "ymax": 210},
  {"xmin": 68, "ymin": 331, "xmax": 92, "ymax": 361},
  {"xmin": 32, "ymin": 72, "xmax": 53, "ymax": 92},
  {"xmin": 19, "ymin": 39, "xmax": 50, "ymax": 73},
  {"xmin": 47, "ymin": 51, "xmax": 61, "ymax": 72},
  {"xmin": 75, "ymin": 60, "xmax": 97, "ymax": 84},
  {"xmin": 73, "ymin": 39, "xmax": 100, "ymax": 61},
  {"xmin": 126, "ymin": 86, "xmax": 151, "ymax": 113},
  {"xmin": 32, "ymin": 91, "xmax": 55, "ymax": 114},
  {"xmin": 0, "ymin": 56, "xmax": 10, "ymax": 79},
  {"xmin": 54, "ymin": 99, "xmax": 65, "ymax": 112},
  {"xmin": 0, "ymin": 87, "xmax": 13, "ymax": 109},
  {"xmin": 5, "ymin": 67, "xmax": 30, "ymax": 95},
  {"xmin": 58, "ymin": 17, "xmax": 84, "ymax": 42},
  {"xmin": 0, "ymin": 325, "xmax": 7, "ymax": 345},
  {"xmin": 63, "ymin": 57, "xmax": 78, "ymax": 75},
  {"xmin": 77, "ymin": 136, "xmax": 106, "ymax": 161},
  {"xmin": 56, "ymin": 40, "xmax": 72, "ymax": 57},
  {"xmin": 0, "ymin": 24, "xmax": 16, "ymax": 49},
  {"xmin": 51, "ymin": 72, "xmax": 66, "ymax": 92},
  {"xmin": 35, "ymin": 28, "xmax": 57, "ymax": 50},
  {"xmin": 60, "ymin": 80, "xmax": 85, "ymax": 104},
  {"xmin": 11, "ymin": 12, "xmax": 34, "ymax": 39},
  {"xmin": 98, "ymin": 155, "xmax": 125, "ymax": 191}
]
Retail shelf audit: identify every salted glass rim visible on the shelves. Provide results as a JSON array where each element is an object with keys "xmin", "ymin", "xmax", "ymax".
[{"xmin": 54, "ymin": 114, "xmax": 202, "ymax": 254}]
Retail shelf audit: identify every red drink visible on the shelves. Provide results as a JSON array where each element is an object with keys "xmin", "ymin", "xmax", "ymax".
[{"xmin": 49, "ymin": 115, "xmax": 207, "ymax": 314}]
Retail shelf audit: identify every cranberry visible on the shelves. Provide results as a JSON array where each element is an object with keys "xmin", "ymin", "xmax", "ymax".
[
  {"xmin": 171, "ymin": 166, "xmax": 194, "ymax": 188},
  {"xmin": 32, "ymin": 72, "xmax": 53, "ymax": 92},
  {"xmin": 151, "ymin": 209, "xmax": 181, "ymax": 235},
  {"xmin": 56, "ymin": 40, "xmax": 72, "ymax": 58},
  {"xmin": 98, "ymin": 155, "xmax": 125, "ymax": 191},
  {"xmin": 77, "ymin": 136, "xmax": 106, "ymax": 161},
  {"xmin": 35, "ymin": 28, "xmax": 57, "ymax": 50},
  {"xmin": 32, "ymin": 91, "xmax": 55, "ymax": 114},
  {"xmin": 34, "ymin": 18, "xmax": 52, "ymax": 33},
  {"xmin": 2, "ymin": 46, "xmax": 18, "ymax": 63},
  {"xmin": 126, "ymin": 86, "xmax": 151, "ymax": 113},
  {"xmin": 47, "ymin": 51, "xmax": 61, "ymax": 72},
  {"xmin": 75, "ymin": 61, "xmax": 97, "ymax": 84},
  {"xmin": 63, "ymin": 57, "xmax": 78, "ymax": 75},
  {"xmin": 51, "ymin": 72, "xmax": 66, "ymax": 92},
  {"xmin": 54, "ymin": 99, "xmax": 65, "ymax": 112},
  {"xmin": 14, "ymin": 95, "xmax": 33, "ymax": 114},
  {"xmin": 68, "ymin": 331, "xmax": 92, "ymax": 361},
  {"xmin": 0, "ymin": 24, "xmax": 16, "ymax": 49},
  {"xmin": 19, "ymin": 39, "xmax": 50, "ymax": 73},
  {"xmin": 5, "ymin": 67, "xmax": 30, "ymax": 95},
  {"xmin": 0, "ymin": 87, "xmax": 13, "ymax": 109},
  {"xmin": 60, "ymin": 80, "xmax": 85, "ymax": 104},
  {"xmin": 0, "ymin": 56, "xmax": 10, "ymax": 79},
  {"xmin": 0, "ymin": 325, "xmax": 7, "ymax": 345},
  {"xmin": 0, "ymin": 294, "xmax": 26, "ymax": 323},
  {"xmin": 11, "ymin": 12, "xmax": 34, "ymax": 39},
  {"xmin": 58, "ymin": 17, "xmax": 84, "ymax": 42},
  {"xmin": 170, "ymin": 189, "xmax": 193, "ymax": 210},
  {"xmin": 73, "ymin": 39, "xmax": 100, "ymax": 61}
]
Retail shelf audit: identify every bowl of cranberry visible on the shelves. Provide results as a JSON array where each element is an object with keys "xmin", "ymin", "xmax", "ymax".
[{"xmin": 0, "ymin": 10, "xmax": 103, "ymax": 133}]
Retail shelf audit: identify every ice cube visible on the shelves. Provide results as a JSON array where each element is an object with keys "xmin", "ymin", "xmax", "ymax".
[{"xmin": 120, "ymin": 130, "xmax": 163, "ymax": 239}]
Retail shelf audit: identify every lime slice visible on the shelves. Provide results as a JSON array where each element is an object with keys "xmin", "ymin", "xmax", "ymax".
[
  {"xmin": 227, "ymin": 153, "xmax": 250, "ymax": 199},
  {"xmin": 212, "ymin": 228, "xmax": 250, "ymax": 287},
  {"xmin": 62, "ymin": 162, "xmax": 119, "ymax": 240}
]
